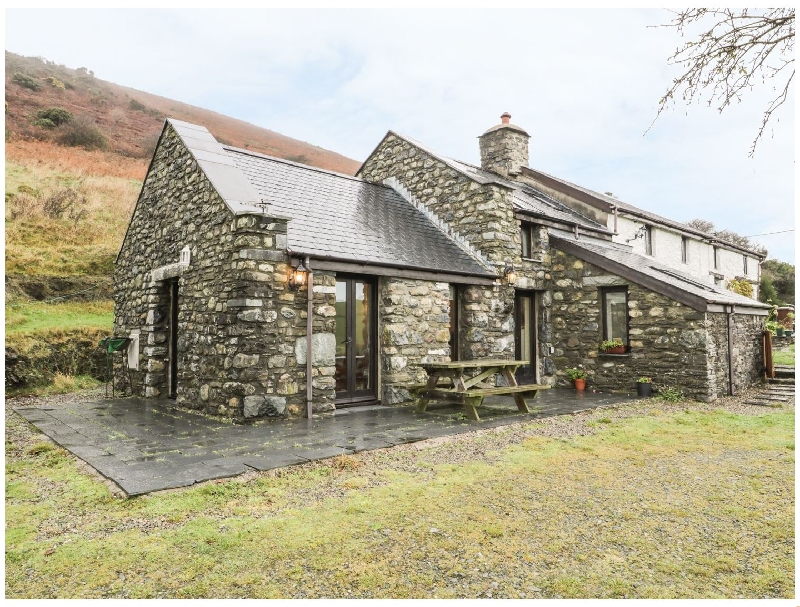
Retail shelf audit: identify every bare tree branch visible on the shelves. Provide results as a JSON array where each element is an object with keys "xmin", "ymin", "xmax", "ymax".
[{"xmin": 646, "ymin": 8, "xmax": 794, "ymax": 157}]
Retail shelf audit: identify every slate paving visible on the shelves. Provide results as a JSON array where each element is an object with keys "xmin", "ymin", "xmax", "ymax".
[{"xmin": 14, "ymin": 389, "xmax": 638, "ymax": 496}]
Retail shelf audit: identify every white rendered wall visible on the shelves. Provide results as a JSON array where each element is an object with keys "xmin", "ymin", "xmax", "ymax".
[{"xmin": 609, "ymin": 214, "xmax": 760, "ymax": 297}]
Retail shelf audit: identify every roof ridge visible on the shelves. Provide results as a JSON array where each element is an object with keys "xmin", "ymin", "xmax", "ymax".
[{"xmin": 224, "ymin": 145, "xmax": 377, "ymax": 187}]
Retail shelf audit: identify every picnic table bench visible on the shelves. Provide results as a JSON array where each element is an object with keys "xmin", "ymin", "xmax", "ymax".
[{"xmin": 414, "ymin": 359, "xmax": 549, "ymax": 421}]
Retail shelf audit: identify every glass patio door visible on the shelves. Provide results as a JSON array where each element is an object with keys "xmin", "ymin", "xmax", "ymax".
[
  {"xmin": 515, "ymin": 291, "xmax": 539, "ymax": 384},
  {"xmin": 335, "ymin": 276, "xmax": 377, "ymax": 405}
]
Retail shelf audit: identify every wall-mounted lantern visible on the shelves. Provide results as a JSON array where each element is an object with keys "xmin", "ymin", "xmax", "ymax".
[
  {"xmin": 503, "ymin": 264, "xmax": 518, "ymax": 286},
  {"xmin": 289, "ymin": 260, "xmax": 309, "ymax": 290}
]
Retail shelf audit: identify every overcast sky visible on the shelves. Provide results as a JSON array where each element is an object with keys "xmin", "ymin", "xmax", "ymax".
[{"xmin": 6, "ymin": 8, "xmax": 796, "ymax": 263}]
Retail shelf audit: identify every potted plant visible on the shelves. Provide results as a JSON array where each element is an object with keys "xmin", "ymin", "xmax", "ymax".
[
  {"xmin": 566, "ymin": 367, "xmax": 588, "ymax": 391},
  {"xmin": 636, "ymin": 376, "xmax": 652, "ymax": 397},
  {"xmin": 599, "ymin": 339, "xmax": 626, "ymax": 355},
  {"xmin": 781, "ymin": 312, "xmax": 794, "ymax": 337}
]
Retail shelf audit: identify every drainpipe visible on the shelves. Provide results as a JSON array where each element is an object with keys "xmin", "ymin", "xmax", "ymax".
[
  {"xmin": 612, "ymin": 205, "xmax": 618, "ymax": 234},
  {"xmin": 727, "ymin": 305, "xmax": 735, "ymax": 396},
  {"xmin": 305, "ymin": 255, "xmax": 313, "ymax": 419}
]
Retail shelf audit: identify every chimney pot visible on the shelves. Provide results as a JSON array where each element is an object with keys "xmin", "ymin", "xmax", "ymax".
[{"xmin": 501, "ymin": 112, "xmax": 511, "ymax": 124}]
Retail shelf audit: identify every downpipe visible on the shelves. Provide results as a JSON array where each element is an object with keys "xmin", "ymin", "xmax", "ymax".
[
  {"xmin": 305, "ymin": 256, "xmax": 313, "ymax": 419},
  {"xmin": 727, "ymin": 305, "xmax": 735, "ymax": 396}
]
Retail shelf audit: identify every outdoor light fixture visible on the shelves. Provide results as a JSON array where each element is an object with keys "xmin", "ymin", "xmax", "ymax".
[
  {"xmin": 504, "ymin": 264, "xmax": 518, "ymax": 286},
  {"xmin": 289, "ymin": 260, "xmax": 308, "ymax": 290}
]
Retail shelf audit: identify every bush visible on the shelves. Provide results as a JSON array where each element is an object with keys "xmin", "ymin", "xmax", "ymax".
[
  {"xmin": 129, "ymin": 98, "xmax": 147, "ymax": 112},
  {"xmin": 36, "ymin": 107, "xmax": 73, "ymax": 126},
  {"xmin": 45, "ymin": 76, "xmax": 65, "ymax": 90},
  {"xmin": 58, "ymin": 116, "xmax": 107, "ymax": 150},
  {"xmin": 41, "ymin": 186, "xmax": 88, "ymax": 222},
  {"xmin": 727, "ymin": 278, "xmax": 754, "ymax": 298},
  {"xmin": 33, "ymin": 118, "xmax": 57, "ymax": 129},
  {"xmin": 655, "ymin": 384, "xmax": 685, "ymax": 403},
  {"xmin": 12, "ymin": 72, "xmax": 41, "ymax": 91}
]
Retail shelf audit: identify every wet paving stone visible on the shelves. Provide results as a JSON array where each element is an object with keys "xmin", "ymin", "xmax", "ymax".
[{"xmin": 13, "ymin": 390, "xmax": 639, "ymax": 496}]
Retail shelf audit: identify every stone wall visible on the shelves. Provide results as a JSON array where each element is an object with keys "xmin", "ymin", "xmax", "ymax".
[
  {"xmin": 706, "ymin": 311, "xmax": 765, "ymax": 398},
  {"xmin": 114, "ymin": 123, "xmax": 336, "ymax": 419},
  {"xmin": 379, "ymin": 278, "xmax": 451, "ymax": 404},
  {"xmin": 549, "ymin": 247, "xmax": 718, "ymax": 400},
  {"xmin": 359, "ymin": 133, "xmax": 520, "ymax": 362}
]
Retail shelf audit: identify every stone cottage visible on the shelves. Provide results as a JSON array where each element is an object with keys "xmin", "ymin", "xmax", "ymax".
[{"xmin": 113, "ymin": 115, "xmax": 770, "ymax": 420}]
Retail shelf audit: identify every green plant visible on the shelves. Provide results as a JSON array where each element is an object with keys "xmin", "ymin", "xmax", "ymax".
[
  {"xmin": 566, "ymin": 368, "xmax": 587, "ymax": 380},
  {"xmin": 727, "ymin": 278, "xmax": 754, "ymax": 298},
  {"xmin": 45, "ymin": 76, "xmax": 65, "ymax": 90},
  {"xmin": 779, "ymin": 312, "xmax": 794, "ymax": 329},
  {"xmin": 637, "ymin": 376, "xmax": 652, "ymax": 383},
  {"xmin": 600, "ymin": 339, "xmax": 624, "ymax": 351},
  {"xmin": 35, "ymin": 107, "xmax": 73, "ymax": 127},
  {"xmin": 655, "ymin": 384, "xmax": 685, "ymax": 403},
  {"xmin": 128, "ymin": 98, "xmax": 147, "ymax": 112},
  {"xmin": 58, "ymin": 116, "xmax": 107, "ymax": 150},
  {"xmin": 33, "ymin": 118, "xmax": 56, "ymax": 129},
  {"xmin": 12, "ymin": 72, "xmax": 41, "ymax": 91}
]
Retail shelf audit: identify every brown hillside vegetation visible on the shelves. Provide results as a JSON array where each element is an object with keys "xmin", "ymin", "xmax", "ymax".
[{"xmin": 5, "ymin": 51, "xmax": 360, "ymax": 177}]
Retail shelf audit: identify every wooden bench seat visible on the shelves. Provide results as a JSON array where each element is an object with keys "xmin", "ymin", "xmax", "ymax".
[{"xmin": 416, "ymin": 383, "xmax": 549, "ymax": 421}]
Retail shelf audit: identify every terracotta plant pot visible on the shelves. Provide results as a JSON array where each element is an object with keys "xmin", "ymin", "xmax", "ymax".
[
  {"xmin": 574, "ymin": 378, "xmax": 586, "ymax": 391},
  {"xmin": 636, "ymin": 382, "xmax": 652, "ymax": 397},
  {"xmin": 603, "ymin": 346, "xmax": 627, "ymax": 355}
]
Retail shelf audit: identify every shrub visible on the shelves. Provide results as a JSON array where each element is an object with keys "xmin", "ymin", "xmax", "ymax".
[
  {"xmin": 129, "ymin": 98, "xmax": 147, "ymax": 112},
  {"xmin": 58, "ymin": 116, "xmax": 107, "ymax": 150},
  {"xmin": 33, "ymin": 118, "xmax": 57, "ymax": 129},
  {"xmin": 36, "ymin": 107, "xmax": 73, "ymax": 126},
  {"xmin": 41, "ymin": 185, "xmax": 88, "ymax": 222},
  {"xmin": 12, "ymin": 72, "xmax": 41, "ymax": 91},
  {"xmin": 45, "ymin": 76, "xmax": 65, "ymax": 90},
  {"xmin": 727, "ymin": 278, "xmax": 754, "ymax": 298}
]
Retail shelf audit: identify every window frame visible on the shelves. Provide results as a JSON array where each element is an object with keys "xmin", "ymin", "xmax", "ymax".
[
  {"xmin": 743, "ymin": 255, "xmax": 748, "ymax": 275},
  {"xmin": 520, "ymin": 223, "xmax": 532, "ymax": 259},
  {"xmin": 644, "ymin": 225, "xmax": 653, "ymax": 256},
  {"xmin": 601, "ymin": 287, "xmax": 629, "ymax": 346},
  {"xmin": 713, "ymin": 246, "xmax": 720, "ymax": 270},
  {"xmin": 681, "ymin": 236, "xmax": 688, "ymax": 264}
]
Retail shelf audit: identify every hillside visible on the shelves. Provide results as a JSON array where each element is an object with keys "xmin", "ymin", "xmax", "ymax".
[
  {"xmin": 4, "ymin": 51, "xmax": 360, "ymax": 393},
  {"xmin": 5, "ymin": 51, "xmax": 361, "ymax": 177}
]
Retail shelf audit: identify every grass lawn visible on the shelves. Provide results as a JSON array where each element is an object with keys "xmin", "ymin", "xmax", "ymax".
[
  {"xmin": 6, "ymin": 300, "xmax": 113, "ymax": 336},
  {"xmin": 5, "ymin": 398, "xmax": 794, "ymax": 599},
  {"xmin": 773, "ymin": 343, "xmax": 795, "ymax": 367}
]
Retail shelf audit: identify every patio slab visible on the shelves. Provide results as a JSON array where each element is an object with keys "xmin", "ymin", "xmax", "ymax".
[{"xmin": 13, "ymin": 389, "xmax": 639, "ymax": 496}]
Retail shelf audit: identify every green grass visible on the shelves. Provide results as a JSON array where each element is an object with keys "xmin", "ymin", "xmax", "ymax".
[
  {"xmin": 6, "ymin": 300, "xmax": 113, "ymax": 336},
  {"xmin": 773, "ymin": 344, "xmax": 795, "ymax": 366},
  {"xmin": 5, "ymin": 405, "xmax": 794, "ymax": 599}
]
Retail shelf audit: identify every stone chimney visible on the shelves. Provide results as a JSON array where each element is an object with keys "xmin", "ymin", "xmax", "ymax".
[{"xmin": 478, "ymin": 112, "xmax": 530, "ymax": 178}]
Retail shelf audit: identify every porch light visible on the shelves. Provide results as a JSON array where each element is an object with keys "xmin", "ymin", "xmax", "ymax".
[
  {"xmin": 504, "ymin": 264, "xmax": 518, "ymax": 286},
  {"xmin": 289, "ymin": 260, "xmax": 308, "ymax": 290}
]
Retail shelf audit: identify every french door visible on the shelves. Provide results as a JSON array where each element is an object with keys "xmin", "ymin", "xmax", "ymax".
[
  {"xmin": 335, "ymin": 276, "xmax": 377, "ymax": 405},
  {"xmin": 515, "ymin": 291, "xmax": 539, "ymax": 384}
]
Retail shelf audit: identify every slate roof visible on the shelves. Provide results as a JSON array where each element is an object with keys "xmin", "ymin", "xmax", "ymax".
[
  {"xmin": 380, "ymin": 132, "xmax": 611, "ymax": 235},
  {"xmin": 225, "ymin": 146, "xmax": 495, "ymax": 277},
  {"xmin": 525, "ymin": 167, "xmax": 765, "ymax": 258},
  {"xmin": 549, "ymin": 229, "xmax": 770, "ymax": 312}
]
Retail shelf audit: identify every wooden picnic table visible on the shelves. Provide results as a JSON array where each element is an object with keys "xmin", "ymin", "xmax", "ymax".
[{"xmin": 414, "ymin": 359, "xmax": 549, "ymax": 421}]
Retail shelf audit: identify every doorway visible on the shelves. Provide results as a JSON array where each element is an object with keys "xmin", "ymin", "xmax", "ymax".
[
  {"xmin": 515, "ymin": 291, "xmax": 539, "ymax": 384},
  {"xmin": 335, "ymin": 276, "xmax": 377, "ymax": 405}
]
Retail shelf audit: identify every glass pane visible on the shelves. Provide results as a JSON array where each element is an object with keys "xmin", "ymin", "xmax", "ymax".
[
  {"xmin": 449, "ymin": 286, "xmax": 457, "ymax": 360},
  {"xmin": 335, "ymin": 280, "xmax": 347, "ymax": 391},
  {"xmin": 520, "ymin": 296, "xmax": 532, "ymax": 362},
  {"xmin": 605, "ymin": 291, "xmax": 628, "ymax": 344},
  {"xmin": 354, "ymin": 281, "xmax": 371, "ymax": 391}
]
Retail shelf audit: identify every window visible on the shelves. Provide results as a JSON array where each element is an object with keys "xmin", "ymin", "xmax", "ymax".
[
  {"xmin": 448, "ymin": 285, "xmax": 460, "ymax": 361},
  {"xmin": 681, "ymin": 236, "xmax": 688, "ymax": 264},
  {"xmin": 602, "ymin": 288, "xmax": 628, "ymax": 346},
  {"xmin": 743, "ymin": 255, "xmax": 748, "ymax": 275},
  {"xmin": 520, "ymin": 223, "xmax": 532, "ymax": 258},
  {"xmin": 713, "ymin": 246, "xmax": 720, "ymax": 269},
  {"xmin": 644, "ymin": 225, "xmax": 653, "ymax": 256}
]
